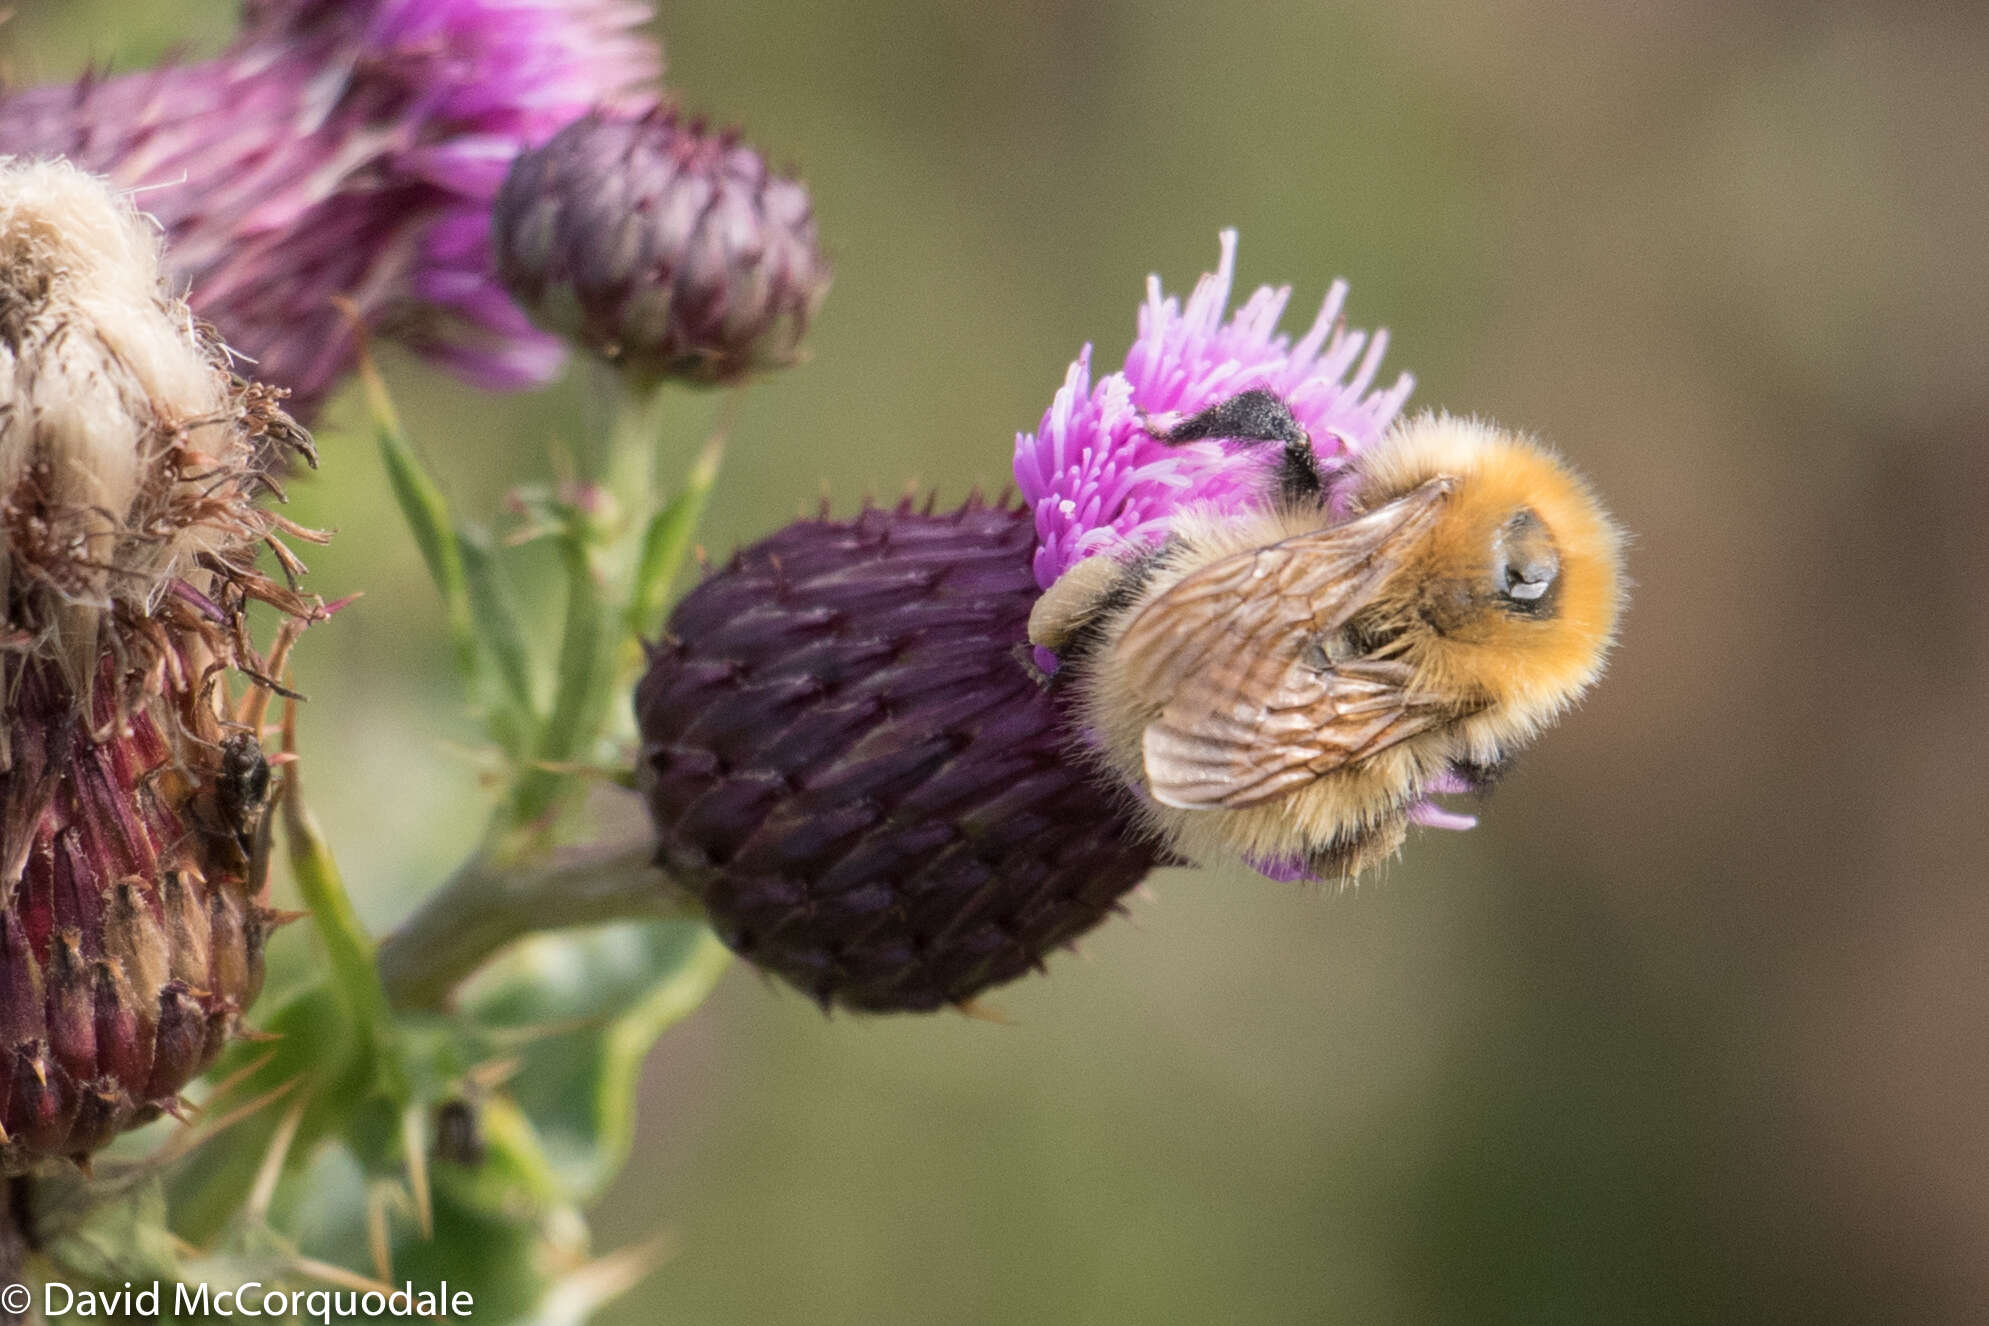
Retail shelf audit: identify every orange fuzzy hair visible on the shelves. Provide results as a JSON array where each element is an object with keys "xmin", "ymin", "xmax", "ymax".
[{"xmin": 1340, "ymin": 412, "xmax": 1625, "ymax": 764}]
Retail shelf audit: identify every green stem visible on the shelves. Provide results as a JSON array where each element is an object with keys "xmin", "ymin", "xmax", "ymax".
[
  {"xmin": 375, "ymin": 837, "xmax": 702, "ymax": 1012},
  {"xmin": 423, "ymin": 376, "xmax": 717, "ymax": 984},
  {"xmin": 604, "ymin": 377, "xmax": 670, "ymax": 514},
  {"xmin": 502, "ymin": 531, "xmax": 607, "ymax": 836},
  {"xmin": 496, "ymin": 377, "xmax": 684, "ymax": 839}
]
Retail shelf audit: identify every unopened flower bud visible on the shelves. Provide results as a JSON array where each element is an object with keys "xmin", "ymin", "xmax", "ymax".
[
  {"xmin": 636, "ymin": 499, "xmax": 1161, "ymax": 1012},
  {"xmin": 493, "ymin": 108, "xmax": 830, "ymax": 384},
  {"xmin": 0, "ymin": 161, "xmax": 320, "ymax": 1167}
]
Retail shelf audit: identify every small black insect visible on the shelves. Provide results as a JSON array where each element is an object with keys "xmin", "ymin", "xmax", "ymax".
[
  {"xmin": 433, "ymin": 1098, "xmax": 485, "ymax": 1168},
  {"xmin": 214, "ymin": 731, "xmax": 272, "ymax": 857}
]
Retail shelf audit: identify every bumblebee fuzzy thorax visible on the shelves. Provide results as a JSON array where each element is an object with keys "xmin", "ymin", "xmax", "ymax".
[{"xmin": 1341, "ymin": 413, "xmax": 1625, "ymax": 758}]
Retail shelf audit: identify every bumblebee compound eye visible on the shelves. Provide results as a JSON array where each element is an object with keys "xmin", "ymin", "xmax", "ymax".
[{"xmin": 1493, "ymin": 508, "xmax": 1560, "ymax": 614}]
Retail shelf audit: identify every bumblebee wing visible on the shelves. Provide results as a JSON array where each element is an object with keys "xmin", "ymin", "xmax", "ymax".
[
  {"xmin": 1141, "ymin": 657, "xmax": 1461, "ymax": 809},
  {"xmin": 1116, "ymin": 484, "xmax": 1461, "ymax": 811}
]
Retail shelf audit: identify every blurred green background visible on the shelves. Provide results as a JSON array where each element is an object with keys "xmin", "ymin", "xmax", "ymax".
[{"xmin": 9, "ymin": 1, "xmax": 1989, "ymax": 1321}]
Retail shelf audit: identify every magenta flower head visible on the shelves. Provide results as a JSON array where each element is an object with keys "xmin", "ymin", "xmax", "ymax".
[
  {"xmin": 0, "ymin": 162, "xmax": 321, "ymax": 1165},
  {"xmin": 491, "ymin": 107, "xmax": 830, "ymax": 384},
  {"xmin": 636, "ymin": 235, "xmax": 1428, "ymax": 1011},
  {"xmin": 1017, "ymin": 229, "xmax": 1413, "ymax": 603},
  {"xmin": 0, "ymin": 0, "xmax": 661, "ymax": 417}
]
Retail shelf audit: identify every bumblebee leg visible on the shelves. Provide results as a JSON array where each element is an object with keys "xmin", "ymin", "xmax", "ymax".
[
  {"xmin": 1144, "ymin": 388, "xmax": 1322, "ymax": 503},
  {"xmin": 1307, "ymin": 815, "xmax": 1409, "ymax": 882},
  {"xmin": 1009, "ymin": 642, "xmax": 1053, "ymax": 691},
  {"xmin": 1027, "ymin": 554, "xmax": 1128, "ymax": 654}
]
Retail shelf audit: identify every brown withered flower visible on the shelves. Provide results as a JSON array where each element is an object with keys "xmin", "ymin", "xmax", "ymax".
[{"xmin": 0, "ymin": 160, "xmax": 321, "ymax": 1168}]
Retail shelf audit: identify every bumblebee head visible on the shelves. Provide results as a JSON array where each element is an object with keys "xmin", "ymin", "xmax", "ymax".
[{"xmin": 1341, "ymin": 413, "xmax": 1625, "ymax": 748}]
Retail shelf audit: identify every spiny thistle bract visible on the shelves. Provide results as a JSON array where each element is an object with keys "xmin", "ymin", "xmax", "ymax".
[
  {"xmin": 636, "ymin": 498, "xmax": 1163, "ymax": 1012},
  {"xmin": 0, "ymin": 0, "xmax": 661, "ymax": 418},
  {"xmin": 492, "ymin": 107, "xmax": 831, "ymax": 385},
  {"xmin": 0, "ymin": 161, "xmax": 320, "ymax": 1167}
]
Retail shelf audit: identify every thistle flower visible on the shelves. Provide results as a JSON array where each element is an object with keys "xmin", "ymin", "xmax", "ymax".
[
  {"xmin": 0, "ymin": 0, "xmax": 661, "ymax": 418},
  {"xmin": 491, "ymin": 108, "xmax": 830, "ymax": 384},
  {"xmin": 1016, "ymin": 229, "xmax": 1414, "ymax": 599},
  {"xmin": 636, "ymin": 235, "xmax": 1425, "ymax": 1010},
  {"xmin": 0, "ymin": 161, "xmax": 319, "ymax": 1166}
]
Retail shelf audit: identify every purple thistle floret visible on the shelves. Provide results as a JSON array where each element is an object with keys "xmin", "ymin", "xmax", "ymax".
[
  {"xmin": 1015, "ymin": 228, "xmax": 1415, "ymax": 595},
  {"xmin": 0, "ymin": 0, "xmax": 660, "ymax": 417}
]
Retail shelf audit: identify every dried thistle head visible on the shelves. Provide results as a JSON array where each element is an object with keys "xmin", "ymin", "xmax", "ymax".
[{"xmin": 0, "ymin": 160, "xmax": 320, "ymax": 1168}]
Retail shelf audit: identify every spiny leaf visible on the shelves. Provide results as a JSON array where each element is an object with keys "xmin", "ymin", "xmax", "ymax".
[
  {"xmin": 282, "ymin": 718, "xmax": 398, "ymax": 1098},
  {"xmin": 524, "ymin": 1230, "xmax": 679, "ymax": 1326},
  {"xmin": 459, "ymin": 920, "xmax": 731, "ymax": 1201},
  {"xmin": 505, "ymin": 530, "xmax": 610, "ymax": 833}
]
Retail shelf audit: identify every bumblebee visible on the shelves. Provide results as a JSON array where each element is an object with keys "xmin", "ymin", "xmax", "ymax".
[{"xmin": 1029, "ymin": 391, "xmax": 1624, "ymax": 879}]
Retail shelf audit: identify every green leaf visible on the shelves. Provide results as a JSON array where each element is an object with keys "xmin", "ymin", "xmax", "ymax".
[
  {"xmin": 504, "ymin": 531, "xmax": 610, "ymax": 833},
  {"xmin": 35, "ymin": 1172, "xmax": 185, "ymax": 1291},
  {"xmin": 427, "ymin": 1094, "xmax": 568, "ymax": 1217},
  {"xmin": 458, "ymin": 920, "xmax": 732, "ymax": 1201},
  {"xmin": 458, "ymin": 522, "xmax": 541, "ymax": 734},
  {"xmin": 398, "ymin": 1165, "xmax": 562, "ymax": 1324},
  {"xmin": 360, "ymin": 355, "xmax": 478, "ymax": 690},
  {"xmin": 521, "ymin": 1231, "xmax": 678, "ymax": 1326},
  {"xmin": 389, "ymin": 1098, "xmax": 588, "ymax": 1325},
  {"xmin": 626, "ymin": 434, "xmax": 726, "ymax": 642},
  {"xmin": 283, "ymin": 784, "xmax": 398, "ymax": 1096},
  {"xmin": 166, "ymin": 983, "xmax": 365, "ymax": 1245}
]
